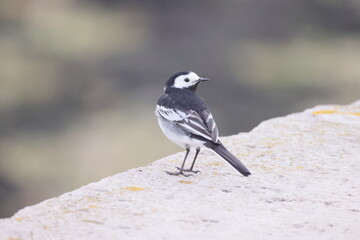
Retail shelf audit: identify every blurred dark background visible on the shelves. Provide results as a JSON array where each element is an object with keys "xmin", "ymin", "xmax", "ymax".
[{"xmin": 1, "ymin": 0, "xmax": 359, "ymax": 217}]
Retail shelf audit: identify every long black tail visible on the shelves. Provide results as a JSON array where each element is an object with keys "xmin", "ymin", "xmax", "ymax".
[{"xmin": 206, "ymin": 142, "xmax": 251, "ymax": 177}]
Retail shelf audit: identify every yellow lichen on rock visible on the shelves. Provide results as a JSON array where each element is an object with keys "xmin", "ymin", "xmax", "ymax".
[
  {"xmin": 178, "ymin": 180, "xmax": 193, "ymax": 184},
  {"xmin": 14, "ymin": 217, "xmax": 23, "ymax": 222},
  {"xmin": 312, "ymin": 110, "xmax": 360, "ymax": 116},
  {"xmin": 208, "ymin": 161, "xmax": 224, "ymax": 166},
  {"xmin": 312, "ymin": 110, "xmax": 337, "ymax": 115},
  {"xmin": 124, "ymin": 186, "xmax": 145, "ymax": 191}
]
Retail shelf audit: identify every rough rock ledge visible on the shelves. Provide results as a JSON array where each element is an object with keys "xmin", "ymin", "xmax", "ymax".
[{"xmin": 1, "ymin": 101, "xmax": 360, "ymax": 240}]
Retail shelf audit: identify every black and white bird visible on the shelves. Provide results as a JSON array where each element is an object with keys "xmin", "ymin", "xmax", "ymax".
[{"xmin": 155, "ymin": 71, "xmax": 251, "ymax": 177}]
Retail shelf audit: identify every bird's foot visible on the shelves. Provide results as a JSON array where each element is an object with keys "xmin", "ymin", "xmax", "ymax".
[
  {"xmin": 176, "ymin": 167, "xmax": 201, "ymax": 174},
  {"xmin": 165, "ymin": 170, "xmax": 193, "ymax": 177}
]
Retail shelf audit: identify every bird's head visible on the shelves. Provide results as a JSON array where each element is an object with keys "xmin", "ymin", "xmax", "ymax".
[{"xmin": 164, "ymin": 71, "xmax": 209, "ymax": 92}]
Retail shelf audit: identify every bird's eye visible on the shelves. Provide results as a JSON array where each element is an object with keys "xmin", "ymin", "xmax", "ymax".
[{"xmin": 184, "ymin": 78, "xmax": 190, "ymax": 82}]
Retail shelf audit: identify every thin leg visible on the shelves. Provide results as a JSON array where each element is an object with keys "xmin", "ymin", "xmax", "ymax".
[
  {"xmin": 166, "ymin": 148, "xmax": 192, "ymax": 177},
  {"xmin": 189, "ymin": 147, "xmax": 200, "ymax": 171},
  {"xmin": 177, "ymin": 147, "xmax": 201, "ymax": 174}
]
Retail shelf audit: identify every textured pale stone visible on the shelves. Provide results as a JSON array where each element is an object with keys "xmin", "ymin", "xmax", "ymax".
[{"xmin": 1, "ymin": 101, "xmax": 360, "ymax": 240}]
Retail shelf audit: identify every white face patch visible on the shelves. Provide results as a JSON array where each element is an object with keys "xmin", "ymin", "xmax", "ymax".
[{"xmin": 173, "ymin": 72, "xmax": 201, "ymax": 89}]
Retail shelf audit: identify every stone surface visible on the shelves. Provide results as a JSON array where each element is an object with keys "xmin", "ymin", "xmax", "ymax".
[{"xmin": 1, "ymin": 101, "xmax": 360, "ymax": 240}]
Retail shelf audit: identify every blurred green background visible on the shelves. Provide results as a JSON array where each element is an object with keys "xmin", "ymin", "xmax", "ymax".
[{"xmin": 1, "ymin": 0, "xmax": 359, "ymax": 217}]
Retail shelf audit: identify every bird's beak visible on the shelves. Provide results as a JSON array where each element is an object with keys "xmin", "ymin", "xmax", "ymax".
[{"xmin": 197, "ymin": 77, "xmax": 210, "ymax": 83}]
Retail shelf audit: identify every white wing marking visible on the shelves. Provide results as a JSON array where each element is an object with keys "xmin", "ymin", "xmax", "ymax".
[
  {"xmin": 177, "ymin": 111, "xmax": 213, "ymax": 141},
  {"xmin": 157, "ymin": 105, "xmax": 219, "ymax": 143},
  {"xmin": 156, "ymin": 105, "xmax": 186, "ymax": 121},
  {"xmin": 202, "ymin": 111, "xmax": 219, "ymax": 142}
]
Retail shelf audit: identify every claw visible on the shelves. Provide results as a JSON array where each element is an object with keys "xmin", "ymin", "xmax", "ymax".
[
  {"xmin": 175, "ymin": 167, "xmax": 201, "ymax": 174},
  {"xmin": 166, "ymin": 171, "xmax": 193, "ymax": 177}
]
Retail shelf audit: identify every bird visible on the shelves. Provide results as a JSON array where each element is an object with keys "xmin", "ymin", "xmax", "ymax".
[{"xmin": 155, "ymin": 71, "xmax": 251, "ymax": 177}]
